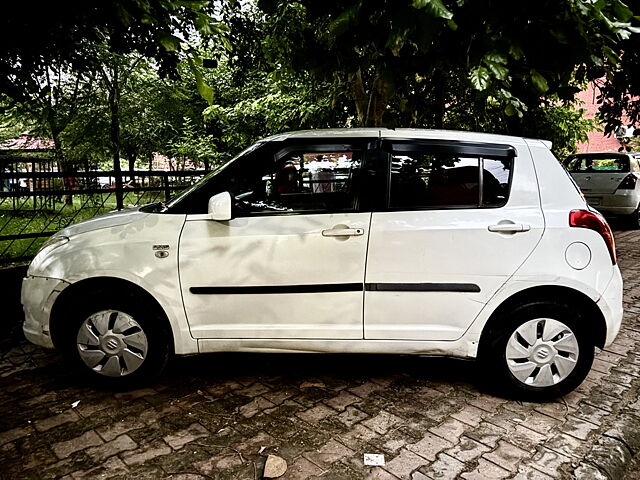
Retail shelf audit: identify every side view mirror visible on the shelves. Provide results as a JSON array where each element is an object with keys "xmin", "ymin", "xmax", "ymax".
[{"xmin": 208, "ymin": 192, "xmax": 232, "ymax": 221}]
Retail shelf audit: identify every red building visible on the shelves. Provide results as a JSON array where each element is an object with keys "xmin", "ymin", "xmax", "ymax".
[{"xmin": 575, "ymin": 84, "xmax": 630, "ymax": 153}]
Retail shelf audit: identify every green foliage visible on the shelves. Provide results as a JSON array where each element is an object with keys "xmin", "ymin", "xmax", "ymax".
[
  {"xmin": 2, "ymin": 0, "xmax": 639, "ymax": 177},
  {"xmin": 169, "ymin": 116, "xmax": 219, "ymax": 170}
]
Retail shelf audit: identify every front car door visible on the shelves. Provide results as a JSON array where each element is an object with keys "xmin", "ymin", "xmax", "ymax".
[
  {"xmin": 364, "ymin": 136, "xmax": 545, "ymax": 341},
  {"xmin": 175, "ymin": 137, "xmax": 375, "ymax": 339}
]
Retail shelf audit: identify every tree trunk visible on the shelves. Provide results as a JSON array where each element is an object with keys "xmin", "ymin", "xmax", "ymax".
[
  {"xmin": 349, "ymin": 68, "xmax": 390, "ymax": 127},
  {"xmin": 107, "ymin": 67, "xmax": 124, "ymax": 210},
  {"xmin": 349, "ymin": 68, "xmax": 368, "ymax": 127},
  {"xmin": 51, "ymin": 130, "xmax": 74, "ymax": 206},
  {"xmin": 368, "ymin": 75, "xmax": 389, "ymax": 127},
  {"xmin": 433, "ymin": 71, "xmax": 445, "ymax": 129},
  {"xmin": 127, "ymin": 150, "xmax": 136, "ymax": 186}
]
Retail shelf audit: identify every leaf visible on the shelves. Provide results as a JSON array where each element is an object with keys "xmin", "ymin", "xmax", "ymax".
[
  {"xmin": 329, "ymin": 7, "xmax": 357, "ymax": 38},
  {"xmin": 508, "ymin": 44, "xmax": 524, "ymax": 60},
  {"xmin": 530, "ymin": 69, "xmax": 549, "ymax": 93},
  {"xmin": 470, "ymin": 67, "xmax": 490, "ymax": 91},
  {"xmin": 195, "ymin": 13, "xmax": 216, "ymax": 36},
  {"xmin": 412, "ymin": 0, "xmax": 454, "ymax": 20},
  {"xmin": 187, "ymin": 58, "xmax": 214, "ymax": 105},
  {"xmin": 158, "ymin": 32, "xmax": 181, "ymax": 52},
  {"xmin": 484, "ymin": 53, "xmax": 507, "ymax": 65},
  {"xmin": 483, "ymin": 54, "xmax": 509, "ymax": 80}
]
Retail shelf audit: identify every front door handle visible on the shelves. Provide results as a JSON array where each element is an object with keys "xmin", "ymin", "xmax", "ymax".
[
  {"xmin": 488, "ymin": 223, "xmax": 531, "ymax": 233},
  {"xmin": 322, "ymin": 227, "xmax": 365, "ymax": 237}
]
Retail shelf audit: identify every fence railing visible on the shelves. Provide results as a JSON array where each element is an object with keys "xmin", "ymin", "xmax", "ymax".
[{"xmin": 0, "ymin": 169, "xmax": 206, "ymax": 264}]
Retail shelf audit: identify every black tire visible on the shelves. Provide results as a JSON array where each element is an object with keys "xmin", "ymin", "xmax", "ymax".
[
  {"xmin": 60, "ymin": 291, "xmax": 171, "ymax": 388},
  {"xmin": 479, "ymin": 301, "xmax": 595, "ymax": 401},
  {"xmin": 628, "ymin": 205, "xmax": 640, "ymax": 229}
]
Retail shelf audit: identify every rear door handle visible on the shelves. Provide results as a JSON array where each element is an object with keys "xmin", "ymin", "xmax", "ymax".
[
  {"xmin": 488, "ymin": 223, "xmax": 531, "ymax": 233},
  {"xmin": 322, "ymin": 228, "xmax": 365, "ymax": 237}
]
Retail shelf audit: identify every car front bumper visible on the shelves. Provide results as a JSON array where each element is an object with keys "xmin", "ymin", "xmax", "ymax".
[{"xmin": 22, "ymin": 275, "xmax": 69, "ymax": 349}]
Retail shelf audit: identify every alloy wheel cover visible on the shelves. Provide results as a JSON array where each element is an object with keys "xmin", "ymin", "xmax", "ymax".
[
  {"xmin": 505, "ymin": 318, "xmax": 579, "ymax": 387},
  {"xmin": 76, "ymin": 310, "xmax": 149, "ymax": 377}
]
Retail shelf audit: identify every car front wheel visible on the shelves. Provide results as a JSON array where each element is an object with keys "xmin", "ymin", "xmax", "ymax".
[{"xmin": 63, "ymin": 296, "xmax": 171, "ymax": 387}]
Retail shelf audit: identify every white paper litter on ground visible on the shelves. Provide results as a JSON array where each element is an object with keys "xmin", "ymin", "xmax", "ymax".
[{"xmin": 364, "ymin": 453, "xmax": 385, "ymax": 466}]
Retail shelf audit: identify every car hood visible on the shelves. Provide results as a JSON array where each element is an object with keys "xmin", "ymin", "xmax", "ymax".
[{"xmin": 57, "ymin": 207, "xmax": 149, "ymax": 237}]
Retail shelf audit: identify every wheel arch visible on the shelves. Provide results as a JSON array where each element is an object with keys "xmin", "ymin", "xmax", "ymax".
[
  {"xmin": 478, "ymin": 285, "xmax": 607, "ymax": 356},
  {"xmin": 50, "ymin": 276, "xmax": 175, "ymax": 353}
]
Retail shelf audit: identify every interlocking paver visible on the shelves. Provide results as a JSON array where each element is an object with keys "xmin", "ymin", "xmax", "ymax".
[
  {"xmin": 406, "ymin": 432, "xmax": 453, "ymax": 462},
  {"xmin": 482, "ymin": 440, "xmax": 530, "ymax": 473},
  {"xmin": 52, "ymin": 430, "xmax": 103, "ymax": 459},
  {"xmin": 384, "ymin": 448, "xmax": 429, "ymax": 479},
  {"xmin": 34, "ymin": 409, "xmax": 79, "ymax": 432},
  {"xmin": 162, "ymin": 423, "xmax": 208, "ymax": 450},
  {"xmin": 460, "ymin": 458, "xmax": 510, "ymax": 479},
  {"xmin": 3, "ymin": 227, "xmax": 640, "ymax": 479}
]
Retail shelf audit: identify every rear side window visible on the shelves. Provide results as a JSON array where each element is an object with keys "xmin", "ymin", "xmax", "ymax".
[
  {"xmin": 389, "ymin": 152, "xmax": 512, "ymax": 209},
  {"xmin": 566, "ymin": 156, "xmax": 630, "ymax": 173}
]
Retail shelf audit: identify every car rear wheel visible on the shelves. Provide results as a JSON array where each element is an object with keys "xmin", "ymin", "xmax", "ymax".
[
  {"xmin": 480, "ymin": 301, "xmax": 595, "ymax": 401},
  {"xmin": 63, "ymin": 294, "xmax": 171, "ymax": 387}
]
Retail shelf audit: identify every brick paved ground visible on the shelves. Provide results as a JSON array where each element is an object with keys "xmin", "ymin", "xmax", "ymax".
[{"xmin": 2, "ymin": 230, "xmax": 640, "ymax": 479}]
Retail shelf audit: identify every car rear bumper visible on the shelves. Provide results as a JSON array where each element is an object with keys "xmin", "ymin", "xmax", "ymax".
[
  {"xmin": 22, "ymin": 275, "xmax": 69, "ymax": 349},
  {"xmin": 585, "ymin": 192, "xmax": 639, "ymax": 215},
  {"xmin": 597, "ymin": 266, "xmax": 623, "ymax": 347}
]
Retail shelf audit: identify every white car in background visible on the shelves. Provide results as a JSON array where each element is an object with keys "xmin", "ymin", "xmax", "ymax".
[
  {"xmin": 565, "ymin": 152, "xmax": 640, "ymax": 227},
  {"xmin": 22, "ymin": 129, "xmax": 623, "ymax": 400}
]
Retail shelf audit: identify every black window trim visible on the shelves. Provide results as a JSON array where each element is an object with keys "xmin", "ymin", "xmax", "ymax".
[{"xmin": 382, "ymin": 138, "xmax": 517, "ymax": 159}]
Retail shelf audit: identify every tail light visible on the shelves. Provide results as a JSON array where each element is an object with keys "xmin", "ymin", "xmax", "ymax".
[
  {"xmin": 617, "ymin": 174, "xmax": 637, "ymax": 190},
  {"xmin": 569, "ymin": 210, "xmax": 616, "ymax": 264}
]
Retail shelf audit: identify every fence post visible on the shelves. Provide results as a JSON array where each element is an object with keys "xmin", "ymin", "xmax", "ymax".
[{"xmin": 163, "ymin": 174, "xmax": 170, "ymax": 201}]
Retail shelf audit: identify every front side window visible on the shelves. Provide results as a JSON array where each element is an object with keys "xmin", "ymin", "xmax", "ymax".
[
  {"xmin": 389, "ymin": 151, "xmax": 512, "ymax": 209},
  {"xmin": 233, "ymin": 149, "xmax": 361, "ymax": 214}
]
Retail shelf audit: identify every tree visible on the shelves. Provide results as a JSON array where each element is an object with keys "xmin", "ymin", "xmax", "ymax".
[
  {"xmin": 0, "ymin": 0, "xmax": 226, "ymax": 101},
  {"xmin": 0, "ymin": 62, "xmax": 95, "ymax": 204},
  {"xmin": 256, "ymin": 0, "xmax": 638, "ymax": 135},
  {"xmin": 169, "ymin": 116, "xmax": 219, "ymax": 171}
]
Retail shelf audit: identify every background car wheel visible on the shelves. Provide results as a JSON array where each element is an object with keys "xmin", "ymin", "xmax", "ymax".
[
  {"xmin": 63, "ymin": 294, "xmax": 171, "ymax": 387},
  {"xmin": 480, "ymin": 301, "xmax": 595, "ymax": 401},
  {"xmin": 628, "ymin": 204, "xmax": 640, "ymax": 229}
]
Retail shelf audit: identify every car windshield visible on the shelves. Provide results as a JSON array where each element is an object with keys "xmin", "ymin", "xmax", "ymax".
[{"xmin": 565, "ymin": 156, "xmax": 630, "ymax": 173}]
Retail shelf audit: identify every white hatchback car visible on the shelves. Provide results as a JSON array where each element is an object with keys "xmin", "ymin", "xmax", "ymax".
[
  {"xmin": 565, "ymin": 152, "xmax": 640, "ymax": 227},
  {"xmin": 22, "ymin": 129, "xmax": 623, "ymax": 400}
]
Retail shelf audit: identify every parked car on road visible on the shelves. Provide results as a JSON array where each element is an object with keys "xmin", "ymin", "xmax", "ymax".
[
  {"xmin": 22, "ymin": 129, "xmax": 623, "ymax": 400},
  {"xmin": 564, "ymin": 152, "xmax": 640, "ymax": 227}
]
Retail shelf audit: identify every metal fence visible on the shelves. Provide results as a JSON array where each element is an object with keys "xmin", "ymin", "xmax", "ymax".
[{"xmin": 0, "ymin": 169, "xmax": 206, "ymax": 264}]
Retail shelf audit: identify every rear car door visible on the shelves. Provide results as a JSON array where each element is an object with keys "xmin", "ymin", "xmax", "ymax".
[{"xmin": 364, "ymin": 138, "xmax": 545, "ymax": 341}]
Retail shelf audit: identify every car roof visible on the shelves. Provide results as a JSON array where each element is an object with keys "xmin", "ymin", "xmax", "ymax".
[{"xmin": 261, "ymin": 128, "xmax": 534, "ymax": 147}]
